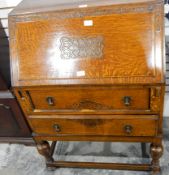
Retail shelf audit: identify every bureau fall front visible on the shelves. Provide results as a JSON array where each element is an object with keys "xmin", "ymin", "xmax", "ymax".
[{"xmin": 9, "ymin": 0, "xmax": 165, "ymax": 172}]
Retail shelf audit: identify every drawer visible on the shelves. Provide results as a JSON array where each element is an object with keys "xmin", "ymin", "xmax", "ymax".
[
  {"xmin": 22, "ymin": 87, "xmax": 150, "ymax": 113},
  {"xmin": 29, "ymin": 115, "xmax": 158, "ymax": 137}
]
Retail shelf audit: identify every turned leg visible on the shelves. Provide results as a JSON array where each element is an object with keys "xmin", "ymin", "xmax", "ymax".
[
  {"xmin": 150, "ymin": 143, "xmax": 163, "ymax": 173},
  {"xmin": 36, "ymin": 141, "xmax": 54, "ymax": 163}
]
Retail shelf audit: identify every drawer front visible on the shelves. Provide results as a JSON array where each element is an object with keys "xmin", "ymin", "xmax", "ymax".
[
  {"xmin": 23, "ymin": 87, "xmax": 150, "ymax": 113},
  {"xmin": 29, "ymin": 115, "xmax": 158, "ymax": 137}
]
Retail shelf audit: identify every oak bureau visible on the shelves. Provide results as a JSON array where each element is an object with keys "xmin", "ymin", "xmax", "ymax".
[{"xmin": 9, "ymin": 0, "xmax": 165, "ymax": 173}]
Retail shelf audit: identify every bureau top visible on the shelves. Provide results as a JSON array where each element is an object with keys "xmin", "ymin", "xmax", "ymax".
[
  {"xmin": 9, "ymin": 0, "xmax": 165, "ymax": 87},
  {"xmin": 10, "ymin": 0, "xmax": 162, "ymax": 16}
]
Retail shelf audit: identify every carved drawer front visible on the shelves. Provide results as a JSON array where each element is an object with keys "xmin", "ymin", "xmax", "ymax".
[
  {"xmin": 29, "ymin": 115, "xmax": 158, "ymax": 137},
  {"xmin": 20, "ymin": 87, "xmax": 151, "ymax": 114}
]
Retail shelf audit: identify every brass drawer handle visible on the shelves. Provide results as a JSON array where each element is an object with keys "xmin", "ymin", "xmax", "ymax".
[
  {"xmin": 124, "ymin": 125, "xmax": 133, "ymax": 134},
  {"xmin": 53, "ymin": 124, "xmax": 61, "ymax": 132},
  {"xmin": 46, "ymin": 97, "xmax": 54, "ymax": 106},
  {"xmin": 123, "ymin": 96, "xmax": 132, "ymax": 106}
]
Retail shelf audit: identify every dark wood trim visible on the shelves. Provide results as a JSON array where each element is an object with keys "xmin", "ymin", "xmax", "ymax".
[
  {"xmin": 0, "ymin": 137, "xmax": 35, "ymax": 146},
  {"xmin": 33, "ymin": 135, "xmax": 162, "ymax": 143},
  {"xmin": 47, "ymin": 161, "xmax": 152, "ymax": 171}
]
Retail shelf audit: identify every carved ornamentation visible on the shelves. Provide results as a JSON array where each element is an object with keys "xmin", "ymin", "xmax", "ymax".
[
  {"xmin": 150, "ymin": 87, "xmax": 161, "ymax": 112},
  {"xmin": 60, "ymin": 36, "xmax": 104, "ymax": 59},
  {"xmin": 78, "ymin": 119, "xmax": 104, "ymax": 127},
  {"xmin": 12, "ymin": 2, "xmax": 163, "ymax": 23},
  {"xmin": 155, "ymin": 2, "xmax": 163, "ymax": 32},
  {"xmin": 69, "ymin": 99, "xmax": 113, "ymax": 110}
]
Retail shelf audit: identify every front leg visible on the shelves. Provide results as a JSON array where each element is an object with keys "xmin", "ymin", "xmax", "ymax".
[
  {"xmin": 36, "ymin": 140, "xmax": 54, "ymax": 163},
  {"xmin": 150, "ymin": 143, "xmax": 163, "ymax": 173}
]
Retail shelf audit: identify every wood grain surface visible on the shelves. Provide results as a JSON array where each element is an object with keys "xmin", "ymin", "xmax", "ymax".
[
  {"xmin": 9, "ymin": 0, "xmax": 165, "ymax": 172},
  {"xmin": 14, "ymin": 85, "xmax": 164, "ymax": 115},
  {"xmin": 29, "ymin": 115, "xmax": 158, "ymax": 137},
  {"xmin": 25, "ymin": 87, "xmax": 150, "ymax": 112},
  {"xmin": 9, "ymin": 0, "xmax": 164, "ymax": 86}
]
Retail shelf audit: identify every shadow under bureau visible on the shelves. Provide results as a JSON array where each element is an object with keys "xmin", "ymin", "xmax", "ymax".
[{"xmin": 9, "ymin": 0, "xmax": 165, "ymax": 173}]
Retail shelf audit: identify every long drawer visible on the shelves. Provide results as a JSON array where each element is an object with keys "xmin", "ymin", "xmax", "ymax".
[
  {"xmin": 16, "ymin": 86, "xmax": 152, "ymax": 114},
  {"xmin": 29, "ymin": 115, "xmax": 158, "ymax": 137}
]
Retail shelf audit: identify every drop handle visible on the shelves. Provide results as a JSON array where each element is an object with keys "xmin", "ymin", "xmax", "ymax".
[
  {"xmin": 123, "ymin": 96, "xmax": 132, "ymax": 106},
  {"xmin": 46, "ymin": 97, "xmax": 54, "ymax": 106},
  {"xmin": 53, "ymin": 124, "xmax": 61, "ymax": 132},
  {"xmin": 124, "ymin": 125, "xmax": 133, "ymax": 134}
]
